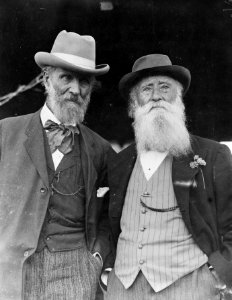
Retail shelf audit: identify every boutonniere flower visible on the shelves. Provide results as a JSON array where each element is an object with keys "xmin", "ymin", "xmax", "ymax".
[
  {"xmin": 189, "ymin": 155, "xmax": 206, "ymax": 189},
  {"xmin": 190, "ymin": 155, "xmax": 206, "ymax": 169}
]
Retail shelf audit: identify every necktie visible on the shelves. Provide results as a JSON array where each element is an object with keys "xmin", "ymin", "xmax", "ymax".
[{"xmin": 44, "ymin": 120, "xmax": 79, "ymax": 154}]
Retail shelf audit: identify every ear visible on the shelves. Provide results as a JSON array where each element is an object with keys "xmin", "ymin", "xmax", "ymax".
[
  {"xmin": 43, "ymin": 72, "xmax": 51, "ymax": 90},
  {"xmin": 44, "ymin": 72, "xmax": 49, "ymax": 84}
]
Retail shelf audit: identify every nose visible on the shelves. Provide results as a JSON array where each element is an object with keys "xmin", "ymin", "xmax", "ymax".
[
  {"xmin": 69, "ymin": 78, "xmax": 80, "ymax": 95},
  {"xmin": 151, "ymin": 88, "xmax": 162, "ymax": 102}
]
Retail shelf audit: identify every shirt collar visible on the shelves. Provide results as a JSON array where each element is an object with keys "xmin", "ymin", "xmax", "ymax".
[
  {"xmin": 140, "ymin": 150, "xmax": 168, "ymax": 162},
  {"xmin": 40, "ymin": 103, "xmax": 61, "ymax": 127},
  {"xmin": 139, "ymin": 150, "xmax": 168, "ymax": 181}
]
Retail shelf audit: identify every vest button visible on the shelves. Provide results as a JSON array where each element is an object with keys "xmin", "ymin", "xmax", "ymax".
[
  {"xmin": 139, "ymin": 259, "xmax": 145, "ymax": 264},
  {"xmin": 143, "ymin": 191, "xmax": 150, "ymax": 196},
  {"xmin": 40, "ymin": 187, "xmax": 47, "ymax": 194},
  {"xmin": 140, "ymin": 227, "xmax": 146, "ymax": 232},
  {"xmin": 24, "ymin": 251, "xmax": 29, "ymax": 257},
  {"xmin": 138, "ymin": 243, "xmax": 143, "ymax": 249},
  {"xmin": 141, "ymin": 208, "xmax": 146, "ymax": 214},
  {"xmin": 46, "ymin": 236, "xmax": 51, "ymax": 241}
]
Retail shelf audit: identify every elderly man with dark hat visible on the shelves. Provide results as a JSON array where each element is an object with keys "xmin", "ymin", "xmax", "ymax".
[
  {"xmin": 0, "ymin": 30, "xmax": 111, "ymax": 300},
  {"xmin": 103, "ymin": 54, "xmax": 232, "ymax": 299}
]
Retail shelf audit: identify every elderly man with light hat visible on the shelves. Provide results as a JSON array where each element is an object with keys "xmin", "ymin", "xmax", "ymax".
[
  {"xmin": 0, "ymin": 30, "xmax": 111, "ymax": 300},
  {"xmin": 103, "ymin": 54, "xmax": 232, "ymax": 299}
]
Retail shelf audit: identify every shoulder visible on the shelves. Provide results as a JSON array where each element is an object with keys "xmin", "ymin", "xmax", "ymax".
[
  {"xmin": 118, "ymin": 142, "xmax": 136, "ymax": 154},
  {"xmin": 0, "ymin": 113, "xmax": 38, "ymax": 149},
  {"xmin": 108, "ymin": 142, "xmax": 136, "ymax": 170},
  {"xmin": 0, "ymin": 113, "xmax": 35, "ymax": 130},
  {"xmin": 79, "ymin": 123, "xmax": 111, "ymax": 150},
  {"xmin": 191, "ymin": 135, "xmax": 220, "ymax": 148},
  {"xmin": 191, "ymin": 134, "xmax": 229, "ymax": 152},
  {"xmin": 191, "ymin": 134, "xmax": 232, "ymax": 163}
]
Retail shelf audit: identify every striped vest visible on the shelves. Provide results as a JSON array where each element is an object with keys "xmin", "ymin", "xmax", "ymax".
[{"xmin": 115, "ymin": 155, "xmax": 207, "ymax": 292}]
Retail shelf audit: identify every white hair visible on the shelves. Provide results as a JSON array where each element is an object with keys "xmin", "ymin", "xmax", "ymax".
[
  {"xmin": 131, "ymin": 79, "xmax": 192, "ymax": 157},
  {"xmin": 128, "ymin": 77, "xmax": 184, "ymax": 118},
  {"xmin": 43, "ymin": 67, "xmax": 94, "ymax": 126}
]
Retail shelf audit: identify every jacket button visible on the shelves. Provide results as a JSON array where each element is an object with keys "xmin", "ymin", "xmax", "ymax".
[
  {"xmin": 24, "ymin": 251, "xmax": 29, "ymax": 257},
  {"xmin": 40, "ymin": 187, "xmax": 47, "ymax": 194}
]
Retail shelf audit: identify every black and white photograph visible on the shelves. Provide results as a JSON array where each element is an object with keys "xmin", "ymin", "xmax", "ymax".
[{"xmin": 0, "ymin": 1, "xmax": 232, "ymax": 299}]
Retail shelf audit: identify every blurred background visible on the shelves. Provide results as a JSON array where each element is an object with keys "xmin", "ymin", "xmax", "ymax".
[{"xmin": 0, "ymin": 0, "xmax": 231, "ymax": 151}]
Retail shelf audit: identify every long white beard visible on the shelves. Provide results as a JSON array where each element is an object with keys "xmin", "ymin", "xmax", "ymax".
[
  {"xmin": 46, "ymin": 84, "xmax": 91, "ymax": 126},
  {"xmin": 133, "ymin": 96, "xmax": 191, "ymax": 157}
]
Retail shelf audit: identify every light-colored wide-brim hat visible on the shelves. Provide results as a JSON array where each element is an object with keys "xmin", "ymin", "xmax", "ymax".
[
  {"xmin": 119, "ymin": 54, "xmax": 191, "ymax": 98},
  {"xmin": 34, "ymin": 30, "xmax": 109, "ymax": 76}
]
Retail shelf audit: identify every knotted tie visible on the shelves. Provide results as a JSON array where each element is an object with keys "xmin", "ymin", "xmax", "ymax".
[{"xmin": 44, "ymin": 120, "xmax": 79, "ymax": 154}]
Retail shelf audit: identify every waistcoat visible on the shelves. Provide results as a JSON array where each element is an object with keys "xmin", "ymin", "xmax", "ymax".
[
  {"xmin": 36, "ymin": 135, "xmax": 86, "ymax": 252},
  {"xmin": 115, "ymin": 155, "xmax": 207, "ymax": 292}
]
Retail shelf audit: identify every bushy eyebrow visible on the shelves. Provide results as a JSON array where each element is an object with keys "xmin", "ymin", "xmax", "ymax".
[
  {"xmin": 141, "ymin": 83, "xmax": 153, "ymax": 88},
  {"xmin": 58, "ymin": 70, "xmax": 73, "ymax": 77},
  {"xmin": 140, "ymin": 80, "xmax": 171, "ymax": 88},
  {"xmin": 158, "ymin": 80, "xmax": 171, "ymax": 85}
]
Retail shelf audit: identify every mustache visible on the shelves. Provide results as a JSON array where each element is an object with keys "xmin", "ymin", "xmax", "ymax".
[
  {"xmin": 65, "ymin": 94, "xmax": 86, "ymax": 106},
  {"xmin": 142, "ymin": 100, "xmax": 173, "ymax": 114}
]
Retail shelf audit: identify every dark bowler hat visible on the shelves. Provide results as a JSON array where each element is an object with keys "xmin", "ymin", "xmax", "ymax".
[
  {"xmin": 119, "ymin": 54, "xmax": 191, "ymax": 98},
  {"xmin": 35, "ymin": 30, "xmax": 109, "ymax": 76}
]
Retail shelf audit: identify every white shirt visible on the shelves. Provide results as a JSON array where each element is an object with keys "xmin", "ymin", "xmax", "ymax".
[
  {"xmin": 40, "ymin": 103, "xmax": 64, "ymax": 170},
  {"xmin": 140, "ymin": 151, "xmax": 168, "ymax": 180}
]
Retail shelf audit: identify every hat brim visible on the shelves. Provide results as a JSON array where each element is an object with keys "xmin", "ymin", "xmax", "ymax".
[
  {"xmin": 34, "ymin": 52, "xmax": 109, "ymax": 76},
  {"xmin": 119, "ymin": 65, "xmax": 191, "ymax": 99}
]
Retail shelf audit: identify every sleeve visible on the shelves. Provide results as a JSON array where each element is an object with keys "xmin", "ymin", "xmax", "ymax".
[
  {"xmin": 208, "ymin": 144, "xmax": 232, "ymax": 287},
  {"xmin": 92, "ymin": 143, "xmax": 112, "ymax": 263}
]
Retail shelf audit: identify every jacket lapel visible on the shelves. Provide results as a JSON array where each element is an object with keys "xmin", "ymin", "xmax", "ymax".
[
  {"xmin": 108, "ymin": 143, "xmax": 137, "ymax": 216},
  {"xmin": 172, "ymin": 135, "xmax": 208, "ymax": 224},
  {"xmin": 24, "ymin": 111, "xmax": 49, "ymax": 188},
  {"xmin": 172, "ymin": 155, "xmax": 199, "ymax": 215},
  {"xmin": 79, "ymin": 125, "xmax": 97, "ymax": 210}
]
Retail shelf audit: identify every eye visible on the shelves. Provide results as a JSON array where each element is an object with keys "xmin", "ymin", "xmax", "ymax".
[
  {"xmin": 141, "ymin": 86, "xmax": 152, "ymax": 92},
  {"xmin": 160, "ymin": 84, "xmax": 170, "ymax": 91},
  {"xmin": 79, "ymin": 78, "xmax": 90, "ymax": 87},
  {"xmin": 60, "ymin": 74, "xmax": 73, "ymax": 82}
]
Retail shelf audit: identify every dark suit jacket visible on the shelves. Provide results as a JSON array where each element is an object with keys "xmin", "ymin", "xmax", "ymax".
[
  {"xmin": 105, "ymin": 135, "xmax": 232, "ymax": 287},
  {"xmin": 0, "ymin": 110, "xmax": 111, "ymax": 300}
]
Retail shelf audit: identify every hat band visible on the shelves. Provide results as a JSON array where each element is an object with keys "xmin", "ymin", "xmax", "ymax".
[{"xmin": 52, "ymin": 52, "xmax": 95, "ymax": 70}]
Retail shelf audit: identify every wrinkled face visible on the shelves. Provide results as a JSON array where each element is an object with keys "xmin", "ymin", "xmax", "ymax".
[
  {"xmin": 47, "ymin": 67, "xmax": 92, "ymax": 102},
  {"xmin": 135, "ymin": 75, "xmax": 179, "ymax": 108},
  {"xmin": 45, "ymin": 67, "xmax": 93, "ymax": 125},
  {"xmin": 131, "ymin": 75, "xmax": 191, "ymax": 156}
]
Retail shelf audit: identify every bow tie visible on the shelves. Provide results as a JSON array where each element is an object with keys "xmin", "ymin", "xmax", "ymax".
[{"xmin": 44, "ymin": 120, "xmax": 79, "ymax": 154}]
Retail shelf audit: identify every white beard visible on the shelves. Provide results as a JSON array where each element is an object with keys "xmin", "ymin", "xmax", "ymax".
[{"xmin": 133, "ymin": 95, "xmax": 191, "ymax": 157}]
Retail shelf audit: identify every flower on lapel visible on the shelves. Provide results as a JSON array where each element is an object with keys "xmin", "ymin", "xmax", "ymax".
[
  {"xmin": 189, "ymin": 155, "xmax": 206, "ymax": 189},
  {"xmin": 190, "ymin": 155, "xmax": 206, "ymax": 169},
  {"xmin": 97, "ymin": 187, "xmax": 109, "ymax": 198}
]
